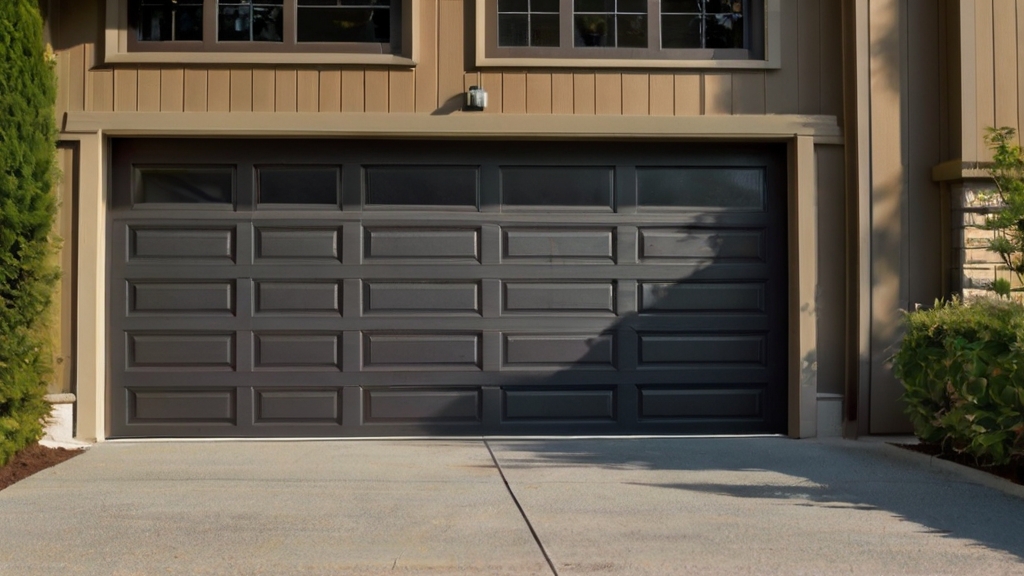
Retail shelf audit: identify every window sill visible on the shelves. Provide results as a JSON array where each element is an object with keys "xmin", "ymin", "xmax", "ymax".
[
  {"xmin": 475, "ymin": 55, "xmax": 779, "ymax": 70},
  {"xmin": 102, "ymin": 51, "xmax": 417, "ymax": 67}
]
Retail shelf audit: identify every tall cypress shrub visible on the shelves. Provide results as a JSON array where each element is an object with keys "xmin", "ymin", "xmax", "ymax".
[{"xmin": 0, "ymin": 0, "xmax": 59, "ymax": 466}]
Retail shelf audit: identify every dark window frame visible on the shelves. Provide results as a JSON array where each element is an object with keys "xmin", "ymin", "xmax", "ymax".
[
  {"xmin": 127, "ymin": 0, "xmax": 401, "ymax": 55},
  {"xmin": 486, "ymin": 0, "xmax": 764, "ymax": 62}
]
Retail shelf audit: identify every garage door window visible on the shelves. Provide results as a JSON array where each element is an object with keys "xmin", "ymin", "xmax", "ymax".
[
  {"xmin": 134, "ymin": 167, "xmax": 235, "ymax": 205},
  {"xmin": 257, "ymin": 167, "xmax": 340, "ymax": 206}
]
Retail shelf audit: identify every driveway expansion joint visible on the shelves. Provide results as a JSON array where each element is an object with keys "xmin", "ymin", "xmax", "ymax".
[{"xmin": 484, "ymin": 440, "xmax": 559, "ymax": 576}]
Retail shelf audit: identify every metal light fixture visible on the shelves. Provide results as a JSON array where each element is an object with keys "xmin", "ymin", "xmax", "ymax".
[{"xmin": 465, "ymin": 86, "xmax": 488, "ymax": 111}]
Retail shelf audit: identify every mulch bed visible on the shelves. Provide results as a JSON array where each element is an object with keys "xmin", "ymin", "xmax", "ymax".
[
  {"xmin": 895, "ymin": 442, "xmax": 1024, "ymax": 486},
  {"xmin": 0, "ymin": 443, "xmax": 83, "ymax": 492}
]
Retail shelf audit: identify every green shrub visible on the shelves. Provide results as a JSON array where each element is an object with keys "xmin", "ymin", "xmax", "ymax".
[
  {"xmin": 0, "ymin": 0, "xmax": 59, "ymax": 466},
  {"xmin": 891, "ymin": 299, "xmax": 1024, "ymax": 465}
]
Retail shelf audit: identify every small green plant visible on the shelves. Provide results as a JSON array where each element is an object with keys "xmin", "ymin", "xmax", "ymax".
[
  {"xmin": 983, "ymin": 127, "xmax": 1024, "ymax": 293},
  {"xmin": 891, "ymin": 298, "xmax": 1024, "ymax": 466},
  {"xmin": 0, "ymin": 0, "xmax": 60, "ymax": 466}
]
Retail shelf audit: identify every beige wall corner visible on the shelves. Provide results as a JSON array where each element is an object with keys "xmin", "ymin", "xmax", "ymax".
[
  {"xmin": 789, "ymin": 135, "xmax": 818, "ymax": 439},
  {"xmin": 61, "ymin": 131, "xmax": 106, "ymax": 443}
]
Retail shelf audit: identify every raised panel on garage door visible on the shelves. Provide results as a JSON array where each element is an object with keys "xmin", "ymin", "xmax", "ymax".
[{"xmin": 108, "ymin": 139, "xmax": 787, "ymax": 438}]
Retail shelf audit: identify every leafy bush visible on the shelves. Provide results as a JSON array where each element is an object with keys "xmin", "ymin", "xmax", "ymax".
[
  {"xmin": 0, "ymin": 0, "xmax": 59, "ymax": 466},
  {"xmin": 983, "ymin": 127, "xmax": 1024, "ymax": 292},
  {"xmin": 891, "ymin": 299, "xmax": 1024, "ymax": 465}
]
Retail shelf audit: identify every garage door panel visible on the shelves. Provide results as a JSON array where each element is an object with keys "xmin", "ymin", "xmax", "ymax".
[
  {"xmin": 254, "ymin": 389, "xmax": 341, "ymax": 423},
  {"xmin": 503, "ymin": 388, "xmax": 617, "ymax": 421},
  {"xmin": 128, "ymin": 281, "xmax": 236, "ymax": 315},
  {"xmin": 127, "ymin": 333, "xmax": 236, "ymax": 369},
  {"xmin": 254, "ymin": 334, "xmax": 342, "ymax": 370},
  {"xmin": 363, "ymin": 387, "xmax": 482, "ymax": 423},
  {"xmin": 503, "ymin": 334, "xmax": 616, "ymax": 368},
  {"xmin": 128, "ymin": 226, "xmax": 237, "ymax": 262},
  {"xmin": 127, "ymin": 388, "xmax": 237, "ymax": 424},
  {"xmin": 110, "ymin": 139, "xmax": 787, "ymax": 437},
  {"xmin": 638, "ymin": 388, "xmax": 763, "ymax": 420},
  {"xmin": 254, "ymin": 227, "xmax": 341, "ymax": 261},
  {"xmin": 503, "ymin": 228, "xmax": 616, "ymax": 262},
  {"xmin": 639, "ymin": 282, "xmax": 766, "ymax": 313},
  {"xmin": 503, "ymin": 282, "xmax": 616, "ymax": 314},
  {"xmin": 638, "ymin": 334, "xmax": 767, "ymax": 366},
  {"xmin": 363, "ymin": 333, "xmax": 482, "ymax": 370},
  {"xmin": 254, "ymin": 281, "xmax": 341, "ymax": 314},
  {"xmin": 364, "ymin": 227, "xmax": 481, "ymax": 261},
  {"xmin": 364, "ymin": 281, "xmax": 481, "ymax": 315},
  {"xmin": 639, "ymin": 228, "xmax": 766, "ymax": 262}
]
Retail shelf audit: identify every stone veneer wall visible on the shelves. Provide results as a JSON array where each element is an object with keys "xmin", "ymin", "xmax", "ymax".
[{"xmin": 951, "ymin": 180, "xmax": 1009, "ymax": 300}]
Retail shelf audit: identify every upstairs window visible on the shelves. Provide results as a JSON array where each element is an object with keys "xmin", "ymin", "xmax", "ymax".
[
  {"xmin": 128, "ymin": 0, "xmax": 399, "ymax": 54},
  {"xmin": 483, "ymin": 0, "xmax": 768, "ymax": 66}
]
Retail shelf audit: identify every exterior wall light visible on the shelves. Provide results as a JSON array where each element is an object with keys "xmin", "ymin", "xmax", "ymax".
[{"xmin": 465, "ymin": 86, "xmax": 488, "ymax": 111}]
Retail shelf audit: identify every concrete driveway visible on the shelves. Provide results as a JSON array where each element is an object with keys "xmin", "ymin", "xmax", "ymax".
[{"xmin": 1, "ymin": 437, "xmax": 1023, "ymax": 575}]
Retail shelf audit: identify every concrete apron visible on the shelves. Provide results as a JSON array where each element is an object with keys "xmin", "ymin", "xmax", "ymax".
[{"xmin": 1, "ymin": 438, "xmax": 1023, "ymax": 576}]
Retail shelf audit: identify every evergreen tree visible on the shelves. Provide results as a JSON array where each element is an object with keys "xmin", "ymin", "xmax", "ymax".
[{"xmin": 0, "ymin": 0, "xmax": 59, "ymax": 466}]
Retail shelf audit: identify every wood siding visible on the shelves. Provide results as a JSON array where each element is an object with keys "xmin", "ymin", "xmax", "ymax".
[
  {"xmin": 960, "ymin": 0, "xmax": 1024, "ymax": 162},
  {"xmin": 52, "ymin": 0, "xmax": 844, "ymax": 121}
]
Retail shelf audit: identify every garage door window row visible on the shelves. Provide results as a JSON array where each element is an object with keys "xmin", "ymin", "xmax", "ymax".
[{"xmin": 132, "ymin": 164, "xmax": 767, "ymax": 212}]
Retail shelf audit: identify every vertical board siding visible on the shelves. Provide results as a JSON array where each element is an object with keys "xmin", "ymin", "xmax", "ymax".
[
  {"xmin": 297, "ymin": 70, "xmax": 319, "ymax": 112},
  {"xmin": 674, "ymin": 74, "xmax": 701, "ymax": 116},
  {"xmin": 906, "ymin": 0, "xmax": 943, "ymax": 308},
  {"xmin": 320, "ymin": 70, "xmax": 342, "ymax": 112},
  {"xmin": 137, "ymin": 69, "xmax": 161, "ymax": 112},
  {"xmin": 365, "ymin": 69, "xmax": 390, "ymax": 112},
  {"xmin": 649, "ymin": 74, "xmax": 674, "ymax": 116},
  {"xmin": 765, "ymin": 0, "xmax": 800, "ymax": 114},
  {"xmin": 252, "ymin": 69, "xmax": 276, "ymax": 112},
  {"xmin": 436, "ymin": 0, "xmax": 465, "ymax": 113},
  {"xmin": 974, "ymin": 0, "xmax": 995, "ymax": 162},
  {"xmin": 527, "ymin": 73, "xmax": 553, "ymax": 114},
  {"xmin": 207, "ymin": 70, "xmax": 231, "ymax": 112},
  {"xmin": 160, "ymin": 69, "xmax": 184, "ymax": 112},
  {"xmin": 573, "ymin": 73, "xmax": 596, "ymax": 114},
  {"xmin": 68, "ymin": 44, "xmax": 85, "ymax": 112},
  {"xmin": 503, "ymin": 72, "xmax": 527, "ymax": 114},
  {"xmin": 594, "ymin": 73, "xmax": 622, "ymax": 115},
  {"xmin": 415, "ymin": 0, "xmax": 439, "ymax": 112},
  {"xmin": 184, "ymin": 69, "xmax": 208, "ymax": 112},
  {"xmin": 275, "ymin": 70, "xmax": 298, "ymax": 112},
  {"xmin": 868, "ymin": 0, "xmax": 908, "ymax": 432},
  {"xmin": 229, "ymin": 69, "xmax": 253, "ymax": 112},
  {"xmin": 621, "ymin": 74, "xmax": 650, "ymax": 115},
  {"xmin": 481, "ymin": 71, "xmax": 503, "ymax": 114},
  {"xmin": 1019, "ymin": 1, "xmax": 1024, "ymax": 142},
  {"xmin": 114, "ymin": 69, "xmax": 138, "ymax": 112},
  {"xmin": 816, "ymin": 145, "xmax": 847, "ymax": 397},
  {"xmin": 992, "ymin": 0, "xmax": 1019, "ymax": 133},
  {"xmin": 341, "ymin": 70, "xmax": 365, "ymax": 112},
  {"xmin": 389, "ymin": 70, "xmax": 416, "ymax": 113},
  {"xmin": 797, "ymin": 0, "xmax": 822, "ymax": 115},
  {"xmin": 704, "ymin": 73, "xmax": 733, "ymax": 115},
  {"xmin": 57, "ymin": 0, "xmax": 850, "ymax": 122},
  {"xmin": 551, "ymin": 72, "xmax": 574, "ymax": 114},
  {"xmin": 819, "ymin": 0, "xmax": 844, "ymax": 120},
  {"xmin": 732, "ymin": 72, "xmax": 766, "ymax": 114},
  {"xmin": 85, "ymin": 44, "xmax": 113, "ymax": 112}
]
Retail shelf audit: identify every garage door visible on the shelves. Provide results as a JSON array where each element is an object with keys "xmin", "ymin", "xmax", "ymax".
[{"xmin": 108, "ymin": 139, "xmax": 788, "ymax": 437}]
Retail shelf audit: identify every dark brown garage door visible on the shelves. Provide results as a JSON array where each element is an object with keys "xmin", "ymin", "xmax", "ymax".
[{"xmin": 108, "ymin": 139, "xmax": 787, "ymax": 437}]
